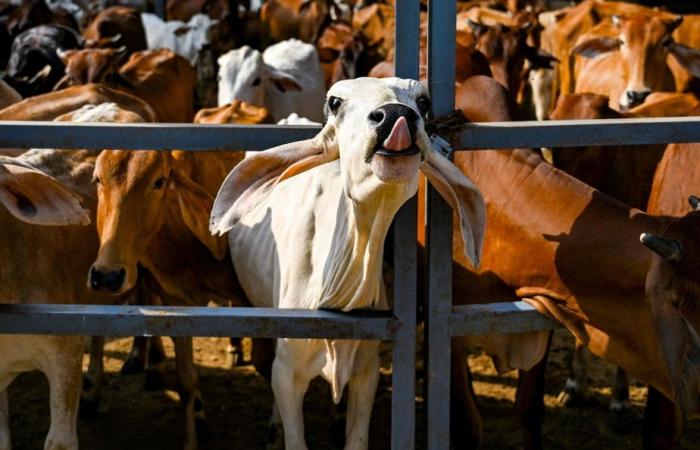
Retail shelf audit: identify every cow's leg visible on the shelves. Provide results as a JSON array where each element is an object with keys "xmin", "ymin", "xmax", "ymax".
[
  {"xmin": 121, "ymin": 335, "xmax": 149, "ymax": 375},
  {"xmin": 173, "ymin": 336, "xmax": 204, "ymax": 450},
  {"xmin": 227, "ymin": 337, "xmax": 244, "ymax": 367},
  {"xmin": 515, "ymin": 331, "xmax": 552, "ymax": 450},
  {"xmin": 451, "ymin": 338, "xmax": 482, "ymax": 449},
  {"xmin": 642, "ymin": 386, "xmax": 678, "ymax": 450},
  {"xmin": 345, "ymin": 341, "xmax": 380, "ymax": 450},
  {"xmin": 0, "ymin": 390, "xmax": 10, "ymax": 450},
  {"xmin": 557, "ymin": 339, "xmax": 586, "ymax": 407},
  {"xmin": 80, "ymin": 335, "xmax": 105, "ymax": 418},
  {"xmin": 44, "ymin": 336, "xmax": 82, "ymax": 450},
  {"xmin": 270, "ymin": 340, "xmax": 312, "ymax": 450},
  {"xmin": 609, "ymin": 368, "xmax": 636, "ymax": 430},
  {"xmin": 252, "ymin": 337, "xmax": 275, "ymax": 381},
  {"xmin": 144, "ymin": 336, "xmax": 167, "ymax": 391}
]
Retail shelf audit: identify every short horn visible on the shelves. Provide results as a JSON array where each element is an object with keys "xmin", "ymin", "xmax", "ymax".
[
  {"xmin": 110, "ymin": 33, "xmax": 123, "ymax": 43},
  {"xmin": 689, "ymin": 195, "xmax": 700, "ymax": 211},
  {"xmin": 640, "ymin": 233, "xmax": 683, "ymax": 261}
]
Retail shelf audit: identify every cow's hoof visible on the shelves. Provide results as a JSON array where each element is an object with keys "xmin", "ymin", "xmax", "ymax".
[
  {"xmin": 79, "ymin": 397, "xmax": 100, "ymax": 419},
  {"xmin": 266, "ymin": 423, "xmax": 284, "ymax": 450},
  {"xmin": 609, "ymin": 401, "xmax": 640, "ymax": 432},
  {"xmin": 144, "ymin": 369, "xmax": 166, "ymax": 391},
  {"xmin": 120, "ymin": 356, "xmax": 145, "ymax": 375}
]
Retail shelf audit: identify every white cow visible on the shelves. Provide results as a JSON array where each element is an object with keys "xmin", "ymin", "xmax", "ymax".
[
  {"xmin": 210, "ymin": 77, "xmax": 486, "ymax": 450},
  {"xmin": 140, "ymin": 12, "xmax": 214, "ymax": 65},
  {"xmin": 217, "ymin": 39, "xmax": 325, "ymax": 122}
]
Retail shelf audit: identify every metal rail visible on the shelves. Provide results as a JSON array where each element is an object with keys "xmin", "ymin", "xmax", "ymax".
[{"xmin": 1, "ymin": 116, "xmax": 700, "ymax": 151}]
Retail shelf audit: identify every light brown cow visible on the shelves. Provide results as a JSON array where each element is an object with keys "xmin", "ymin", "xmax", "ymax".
[
  {"xmin": 87, "ymin": 100, "xmax": 270, "ymax": 449},
  {"xmin": 572, "ymin": 14, "xmax": 700, "ymax": 110},
  {"xmin": 0, "ymin": 103, "xmax": 143, "ymax": 450},
  {"xmin": 437, "ymin": 76, "xmax": 700, "ymax": 449},
  {"xmin": 0, "ymin": 83, "xmax": 156, "ymax": 122},
  {"xmin": 260, "ymin": 0, "xmax": 334, "ymax": 44},
  {"xmin": 50, "ymin": 49, "xmax": 197, "ymax": 123},
  {"xmin": 0, "ymin": 80, "xmax": 21, "ymax": 110}
]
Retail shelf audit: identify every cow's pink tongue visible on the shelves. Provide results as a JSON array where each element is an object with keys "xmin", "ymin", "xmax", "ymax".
[{"xmin": 382, "ymin": 116, "xmax": 412, "ymax": 151}]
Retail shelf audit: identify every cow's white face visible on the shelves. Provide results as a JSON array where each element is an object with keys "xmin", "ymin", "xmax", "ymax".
[
  {"xmin": 217, "ymin": 46, "xmax": 266, "ymax": 107},
  {"xmin": 325, "ymin": 77, "xmax": 431, "ymax": 204}
]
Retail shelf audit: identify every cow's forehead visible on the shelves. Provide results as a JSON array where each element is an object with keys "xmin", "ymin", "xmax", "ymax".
[{"xmin": 328, "ymin": 77, "xmax": 428, "ymax": 107}]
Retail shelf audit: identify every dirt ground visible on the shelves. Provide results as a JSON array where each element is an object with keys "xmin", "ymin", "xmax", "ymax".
[{"xmin": 7, "ymin": 329, "xmax": 700, "ymax": 449}]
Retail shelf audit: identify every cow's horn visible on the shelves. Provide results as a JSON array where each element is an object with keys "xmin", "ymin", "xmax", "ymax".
[
  {"xmin": 640, "ymin": 233, "xmax": 683, "ymax": 261},
  {"xmin": 109, "ymin": 33, "xmax": 123, "ymax": 43},
  {"xmin": 689, "ymin": 195, "xmax": 700, "ymax": 211}
]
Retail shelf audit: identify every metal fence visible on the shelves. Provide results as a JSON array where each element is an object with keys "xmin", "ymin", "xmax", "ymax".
[{"xmin": 2, "ymin": 0, "xmax": 700, "ymax": 448}]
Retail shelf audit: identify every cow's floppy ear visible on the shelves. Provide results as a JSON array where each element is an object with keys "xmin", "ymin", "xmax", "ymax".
[
  {"xmin": 0, "ymin": 161, "xmax": 90, "ymax": 226},
  {"xmin": 571, "ymin": 37, "xmax": 621, "ymax": 58},
  {"xmin": 419, "ymin": 150, "xmax": 486, "ymax": 268},
  {"xmin": 173, "ymin": 169, "xmax": 228, "ymax": 259},
  {"xmin": 210, "ymin": 130, "xmax": 336, "ymax": 235},
  {"xmin": 669, "ymin": 42, "xmax": 700, "ymax": 78},
  {"xmin": 267, "ymin": 66, "xmax": 303, "ymax": 92}
]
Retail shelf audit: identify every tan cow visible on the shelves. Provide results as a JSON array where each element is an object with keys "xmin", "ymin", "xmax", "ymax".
[
  {"xmin": 0, "ymin": 80, "xmax": 21, "ymax": 110},
  {"xmin": 0, "ymin": 102, "xmax": 141, "ymax": 450}
]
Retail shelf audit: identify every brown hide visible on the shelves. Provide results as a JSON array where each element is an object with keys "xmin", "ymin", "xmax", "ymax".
[
  {"xmin": 194, "ymin": 100, "xmax": 274, "ymax": 125},
  {"xmin": 83, "ymin": 6, "xmax": 147, "ymax": 56},
  {"xmin": 352, "ymin": 3, "xmax": 395, "ymax": 59},
  {"xmin": 54, "ymin": 47, "xmax": 128, "ymax": 89},
  {"xmin": 0, "ymin": 83, "xmax": 156, "ymax": 122},
  {"xmin": 549, "ymin": 93, "xmax": 667, "ymax": 210},
  {"xmin": 166, "ymin": 0, "xmax": 230, "ymax": 22},
  {"xmin": 261, "ymin": 0, "xmax": 331, "ymax": 44},
  {"xmin": 669, "ymin": 15, "xmax": 700, "ymax": 95},
  {"xmin": 317, "ymin": 22, "xmax": 364, "ymax": 89},
  {"xmin": 118, "ymin": 49, "xmax": 197, "ymax": 123},
  {"xmin": 442, "ymin": 75, "xmax": 700, "ymax": 429}
]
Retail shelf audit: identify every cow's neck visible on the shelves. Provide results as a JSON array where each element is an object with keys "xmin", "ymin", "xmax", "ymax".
[{"xmin": 317, "ymin": 187, "xmax": 406, "ymax": 311}]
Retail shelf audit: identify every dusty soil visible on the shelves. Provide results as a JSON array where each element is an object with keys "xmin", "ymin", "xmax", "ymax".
[{"xmin": 7, "ymin": 330, "xmax": 700, "ymax": 449}]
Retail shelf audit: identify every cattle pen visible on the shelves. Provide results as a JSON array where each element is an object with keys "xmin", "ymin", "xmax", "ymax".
[{"xmin": 1, "ymin": 0, "xmax": 700, "ymax": 449}]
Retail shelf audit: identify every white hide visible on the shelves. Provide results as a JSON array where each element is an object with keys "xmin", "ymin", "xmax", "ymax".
[
  {"xmin": 217, "ymin": 39, "xmax": 325, "ymax": 122},
  {"xmin": 529, "ymin": 67, "xmax": 554, "ymax": 121},
  {"xmin": 276, "ymin": 113, "xmax": 321, "ymax": 125},
  {"xmin": 140, "ymin": 12, "xmax": 214, "ymax": 65},
  {"xmin": 211, "ymin": 77, "xmax": 486, "ymax": 450}
]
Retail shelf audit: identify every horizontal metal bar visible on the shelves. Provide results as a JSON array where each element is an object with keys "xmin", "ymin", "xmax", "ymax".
[
  {"xmin": 2, "ymin": 117, "xmax": 700, "ymax": 151},
  {"xmin": 0, "ymin": 304, "xmax": 397, "ymax": 339},
  {"xmin": 450, "ymin": 301, "xmax": 561, "ymax": 336},
  {"xmin": 456, "ymin": 116, "xmax": 700, "ymax": 150},
  {"xmin": 0, "ymin": 122, "xmax": 321, "ymax": 151}
]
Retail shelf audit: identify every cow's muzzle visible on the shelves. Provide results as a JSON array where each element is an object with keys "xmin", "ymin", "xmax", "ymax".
[
  {"xmin": 89, "ymin": 266, "xmax": 127, "ymax": 293},
  {"xmin": 369, "ymin": 103, "xmax": 420, "ymax": 158}
]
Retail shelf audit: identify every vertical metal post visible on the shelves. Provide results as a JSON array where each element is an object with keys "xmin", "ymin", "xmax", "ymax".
[
  {"xmin": 391, "ymin": 0, "xmax": 420, "ymax": 449},
  {"xmin": 426, "ymin": 0, "xmax": 456, "ymax": 447},
  {"xmin": 155, "ymin": 0, "xmax": 166, "ymax": 19}
]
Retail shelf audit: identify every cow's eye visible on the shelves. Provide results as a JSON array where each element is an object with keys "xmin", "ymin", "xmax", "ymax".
[
  {"xmin": 327, "ymin": 96, "xmax": 343, "ymax": 114},
  {"xmin": 252, "ymin": 77, "xmax": 261, "ymax": 86},
  {"xmin": 416, "ymin": 95, "xmax": 431, "ymax": 116},
  {"xmin": 92, "ymin": 176, "xmax": 100, "ymax": 185},
  {"xmin": 152, "ymin": 177, "xmax": 167, "ymax": 190}
]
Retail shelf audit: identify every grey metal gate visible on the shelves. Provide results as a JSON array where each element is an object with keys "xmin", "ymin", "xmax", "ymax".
[{"xmin": 1, "ymin": 0, "xmax": 700, "ymax": 448}]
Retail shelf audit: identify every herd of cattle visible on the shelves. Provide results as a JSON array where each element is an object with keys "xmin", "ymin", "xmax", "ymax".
[{"xmin": 1, "ymin": 0, "xmax": 700, "ymax": 448}]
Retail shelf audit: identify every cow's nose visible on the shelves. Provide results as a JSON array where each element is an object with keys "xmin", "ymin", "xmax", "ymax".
[
  {"xmin": 90, "ymin": 266, "xmax": 126, "ymax": 292},
  {"xmin": 369, "ymin": 103, "xmax": 419, "ymax": 145},
  {"xmin": 625, "ymin": 90, "xmax": 651, "ymax": 107}
]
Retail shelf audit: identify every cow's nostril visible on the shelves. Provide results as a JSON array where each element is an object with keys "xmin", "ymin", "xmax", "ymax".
[
  {"xmin": 90, "ymin": 267, "xmax": 126, "ymax": 292},
  {"xmin": 368, "ymin": 109, "xmax": 385, "ymax": 124}
]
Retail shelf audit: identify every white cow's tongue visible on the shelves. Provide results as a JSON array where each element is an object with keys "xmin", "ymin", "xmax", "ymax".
[{"xmin": 382, "ymin": 116, "xmax": 412, "ymax": 151}]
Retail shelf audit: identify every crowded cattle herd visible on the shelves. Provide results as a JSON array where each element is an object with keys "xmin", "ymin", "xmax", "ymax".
[{"xmin": 1, "ymin": 0, "xmax": 700, "ymax": 449}]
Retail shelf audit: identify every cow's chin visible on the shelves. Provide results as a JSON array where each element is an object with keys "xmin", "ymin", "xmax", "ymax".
[{"xmin": 370, "ymin": 152, "xmax": 421, "ymax": 184}]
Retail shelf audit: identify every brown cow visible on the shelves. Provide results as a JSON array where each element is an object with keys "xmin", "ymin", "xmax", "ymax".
[
  {"xmin": 260, "ymin": 0, "xmax": 335, "ymax": 45},
  {"xmin": 572, "ymin": 14, "xmax": 700, "ymax": 110},
  {"xmin": 82, "ymin": 6, "xmax": 148, "ymax": 55},
  {"xmin": 0, "ymin": 83, "xmax": 156, "ymax": 122},
  {"xmin": 0, "ymin": 80, "xmax": 21, "ymax": 110},
  {"xmin": 0, "ymin": 103, "xmax": 144, "ymax": 450},
  {"xmin": 316, "ymin": 21, "xmax": 364, "ymax": 89},
  {"xmin": 441, "ymin": 75, "xmax": 700, "ymax": 449},
  {"xmin": 87, "ymin": 100, "xmax": 270, "ymax": 449},
  {"xmin": 51, "ymin": 49, "xmax": 197, "ymax": 123}
]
